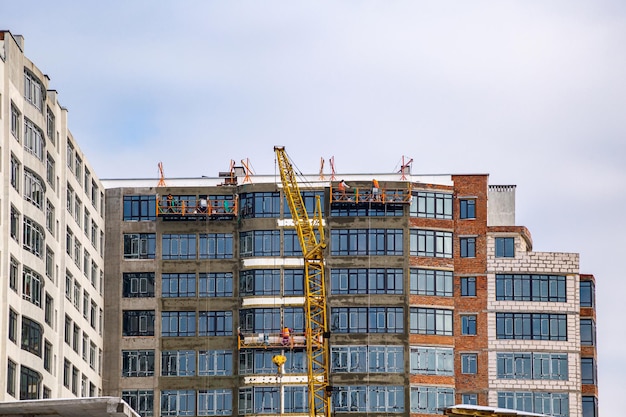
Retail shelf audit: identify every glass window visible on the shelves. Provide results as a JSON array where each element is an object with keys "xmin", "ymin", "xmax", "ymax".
[
  {"xmin": 239, "ymin": 192, "xmax": 281, "ymax": 218},
  {"xmin": 162, "ymin": 273, "xmax": 196, "ymax": 298},
  {"xmin": 410, "ymin": 229, "xmax": 453, "ymax": 258},
  {"xmin": 240, "ymin": 270, "xmax": 280, "ymax": 296},
  {"xmin": 461, "ymin": 315, "xmax": 477, "ymax": 335},
  {"xmin": 498, "ymin": 392, "xmax": 568, "ymax": 417},
  {"xmin": 161, "ymin": 390, "xmax": 196, "ymax": 417},
  {"xmin": 10, "ymin": 155, "xmax": 21, "ymax": 192},
  {"xmin": 496, "ymin": 313, "xmax": 567, "ymax": 340},
  {"xmin": 161, "ymin": 312, "xmax": 196, "ymax": 337},
  {"xmin": 161, "ymin": 350, "xmax": 195, "ymax": 376},
  {"xmin": 410, "ymin": 191, "xmax": 453, "ymax": 219},
  {"xmin": 122, "ymin": 390, "xmax": 154, "ymax": 417},
  {"xmin": 410, "ymin": 269, "xmax": 452, "ymax": 296},
  {"xmin": 331, "ymin": 307, "xmax": 404, "ymax": 334},
  {"xmin": 46, "ymin": 154, "xmax": 55, "ymax": 190},
  {"xmin": 21, "ymin": 317, "xmax": 43, "ymax": 356},
  {"xmin": 331, "ymin": 345, "xmax": 403, "ymax": 373},
  {"xmin": 123, "ymin": 310, "xmax": 155, "ymax": 336},
  {"xmin": 23, "ymin": 118, "xmax": 45, "ymax": 160},
  {"xmin": 330, "ymin": 268, "xmax": 404, "ymax": 295},
  {"xmin": 10, "ymin": 206, "xmax": 20, "ymax": 242},
  {"xmin": 410, "ymin": 308, "xmax": 453, "ymax": 335},
  {"xmin": 198, "ymin": 233, "xmax": 233, "ymax": 259},
  {"xmin": 9, "ymin": 309, "xmax": 18, "ymax": 343},
  {"xmin": 496, "ymin": 274, "xmax": 566, "ymax": 302},
  {"xmin": 495, "ymin": 237, "xmax": 515, "ymax": 257},
  {"xmin": 581, "ymin": 357, "xmax": 596, "ymax": 384},
  {"xmin": 11, "ymin": 104, "xmax": 21, "ymax": 140},
  {"xmin": 460, "ymin": 237, "xmax": 476, "ymax": 258},
  {"xmin": 24, "ymin": 70, "xmax": 44, "ymax": 110},
  {"xmin": 581, "ymin": 319, "xmax": 596, "ymax": 345},
  {"xmin": 123, "ymin": 234, "xmax": 156, "ymax": 259},
  {"xmin": 462, "ymin": 394, "xmax": 477, "ymax": 405},
  {"xmin": 410, "ymin": 346, "xmax": 454, "ymax": 375},
  {"xmin": 19, "ymin": 365, "xmax": 41, "ymax": 400},
  {"xmin": 123, "ymin": 195, "xmax": 156, "ymax": 221},
  {"xmin": 122, "ymin": 350, "xmax": 155, "ymax": 377},
  {"xmin": 7, "ymin": 359, "xmax": 16, "ymax": 397},
  {"xmin": 22, "ymin": 267, "xmax": 43, "ymax": 307},
  {"xmin": 461, "ymin": 277, "xmax": 476, "ymax": 296},
  {"xmin": 459, "ymin": 199, "xmax": 476, "ymax": 219},
  {"xmin": 123, "ymin": 273, "xmax": 155, "ymax": 298},
  {"xmin": 331, "ymin": 229, "xmax": 403, "ymax": 256},
  {"xmin": 198, "ymin": 350, "xmax": 233, "ymax": 376},
  {"xmin": 162, "ymin": 234, "xmax": 197, "ymax": 260},
  {"xmin": 284, "ymin": 386, "xmax": 308, "ymax": 414},
  {"xmin": 410, "ymin": 386, "xmax": 454, "ymax": 414},
  {"xmin": 198, "ymin": 389, "xmax": 232, "ymax": 416},
  {"xmin": 461, "ymin": 353, "xmax": 477, "ymax": 374},
  {"xmin": 23, "ymin": 217, "xmax": 45, "ymax": 258},
  {"xmin": 199, "ymin": 311, "xmax": 233, "ymax": 336},
  {"xmin": 283, "ymin": 269, "xmax": 304, "ymax": 296},
  {"xmin": 580, "ymin": 280, "xmax": 595, "ymax": 307},
  {"xmin": 24, "ymin": 169, "xmax": 45, "ymax": 209},
  {"xmin": 582, "ymin": 396, "xmax": 598, "ymax": 417},
  {"xmin": 332, "ymin": 385, "xmax": 404, "ymax": 413},
  {"xmin": 199, "ymin": 273, "xmax": 233, "ymax": 297}
]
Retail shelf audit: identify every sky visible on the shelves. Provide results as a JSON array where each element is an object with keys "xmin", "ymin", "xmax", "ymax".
[{"xmin": 4, "ymin": 0, "xmax": 625, "ymax": 413}]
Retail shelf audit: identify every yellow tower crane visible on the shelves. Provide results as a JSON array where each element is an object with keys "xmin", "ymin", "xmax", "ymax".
[{"xmin": 274, "ymin": 146, "xmax": 331, "ymax": 417}]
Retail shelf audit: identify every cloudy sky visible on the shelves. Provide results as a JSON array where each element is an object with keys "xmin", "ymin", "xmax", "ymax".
[{"xmin": 4, "ymin": 0, "xmax": 625, "ymax": 413}]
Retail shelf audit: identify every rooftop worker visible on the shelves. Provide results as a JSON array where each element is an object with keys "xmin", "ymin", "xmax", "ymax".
[
  {"xmin": 338, "ymin": 179, "xmax": 350, "ymax": 199},
  {"xmin": 372, "ymin": 178, "xmax": 380, "ymax": 201},
  {"xmin": 281, "ymin": 326, "xmax": 293, "ymax": 348},
  {"xmin": 199, "ymin": 197, "xmax": 207, "ymax": 213}
]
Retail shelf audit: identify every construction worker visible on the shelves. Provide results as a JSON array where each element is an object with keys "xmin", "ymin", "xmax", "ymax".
[
  {"xmin": 281, "ymin": 326, "xmax": 291, "ymax": 347},
  {"xmin": 372, "ymin": 179, "xmax": 380, "ymax": 201},
  {"xmin": 338, "ymin": 180, "xmax": 350, "ymax": 200}
]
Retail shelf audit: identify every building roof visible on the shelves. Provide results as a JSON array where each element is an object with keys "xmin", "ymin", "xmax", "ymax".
[
  {"xmin": 445, "ymin": 404, "xmax": 549, "ymax": 417},
  {"xmin": 0, "ymin": 397, "xmax": 139, "ymax": 417}
]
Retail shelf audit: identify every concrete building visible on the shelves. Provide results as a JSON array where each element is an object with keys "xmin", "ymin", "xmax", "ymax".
[
  {"xmin": 0, "ymin": 31, "xmax": 105, "ymax": 400},
  {"xmin": 101, "ymin": 169, "xmax": 598, "ymax": 417}
]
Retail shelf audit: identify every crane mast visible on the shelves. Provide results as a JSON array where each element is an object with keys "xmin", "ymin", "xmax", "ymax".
[{"xmin": 274, "ymin": 146, "xmax": 330, "ymax": 417}]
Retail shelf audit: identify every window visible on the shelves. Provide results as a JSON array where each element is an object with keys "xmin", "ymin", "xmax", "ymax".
[
  {"xmin": 199, "ymin": 311, "xmax": 233, "ymax": 336},
  {"xmin": 410, "ymin": 386, "xmax": 454, "ymax": 414},
  {"xmin": 72, "ymin": 324, "xmax": 80, "ymax": 352},
  {"xmin": 161, "ymin": 311, "xmax": 196, "ymax": 337},
  {"xmin": 240, "ymin": 269, "xmax": 280, "ymax": 296},
  {"xmin": 10, "ymin": 155, "xmax": 21, "ymax": 191},
  {"xmin": 90, "ymin": 301, "xmax": 97, "ymax": 329},
  {"xmin": 45, "ymin": 294, "xmax": 53, "ymax": 326},
  {"xmin": 240, "ymin": 230, "xmax": 280, "ymax": 257},
  {"xmin": 84, "ymin": 210, "xmax": 90, "ymax": 236},
  {"xmin": 82, "ymin": 334, "xmax": 89, "ymax": 361},
  {"xmin": 331, "ymin": 268, "xmax": 404, "ymax": 295},
  {"xmin": 23, "ymin": 217, "xmax": 45, "ymax": 258},
  {"xmin": 63, "ymin": 359, "xmax": 70, "ymax": 388},
  {"xmin": 410, "ymin": 229, "xmax": 453, "ymax": 258},
  {"xmin": 66, "ymin": 228, "xmax": 73, "ymax": 256},
  {"xmin": 331, "ymin": 345, "xmax": 403, "ymax": 373},
  {"xmin": 410, "ymin": 191, "xmax": 453, "ymax": 219},
  {"xmin": 240, "ymin": 350, "xmax": 306, "ymax": 375},
  {"xmin": 460, "ymin": 237, "xmax": 476, "ymax": 258},
  {"xmin": 496, "ymin": 313, "xmax": 567, "ymax": 340},
  {"xmin": 462, "ymin": 394, "xmax": 477, "ymax": 405},
  {"xmin": 9, "ymin": 309, "xmax": 18, "ymax": 343},
  {"xmin": 162, "ymin": 273, "xmax": 196, "ymax": 297},
  {"xmin": 410, "ymin": 346, "xmax": 453, "ymax": 375},
  {"xmin": 122, "ymin": 390, "xmax": 154, "ymax": 417},
  {"xmin": 161, "ymin": 350, "xmax": 195, "ymax": 376},
  {"xmin": 123, "ymin": 273, "xmax": 155, "ymax": 297},
  {"xmin": 461, "ymin": 353, "xmax": 477, "ymax": 374},
  {"xmin": 330, "ymin": 229, "xmax": 403, "ymax": 256},
  {"xmin": 199, "ymin": 273, "xmax": 233, "ymax": 297},
  {"xmin": 7, "ymin": 359, "xmax": 16, "ymax": 397},
  {"xmin": 10, "ymin": 257, "xmax": 19, "ymax": 292},
  {"xmin": 283, "ymin": 269, "xmax": 305, "ymax": 296},
  {"xmin": 410, "ymin": 308, "xmax": 453, "ymax": 335},
  {"xmin": 74, "ymin": 197, "xmax": 82, "ymax": 226},
  {"xmin": 91, "ymin": 181, "xmax": 99, "ymax": 207},
  {"xmin": 122, "ymin": 350, "xmax": 155, "ymax": 377},
  {"xmin": 331, "ymin": 307, "xmax": 404, "ymax": 333},
  {"xmin": 11, "ymin": 104, "xmax": 21, "ymax": 140},
  {"xmin": 160, "ymin": 390, "xmax": 196, "ymax": 416},
  {"xmin": 24, "ymin": 169, "xmax": 45, "ymax": 209},
  {"xmin": 90, "ymin": 220, "xmax": 98, "ymax": 247},
  {"xmin": 459, "ymin": 199, "xmax": 476, "ymax": 219},
  {"xmin": 46, "ymin": 106, "xmax": 55, "ymax": 142},
  {"xmin": 580, "ymin": 280, "xmax": 595, "ymax": 307},
  {"xmin": 65, "ymin": 271, "xmax": 73, "ymax": 300},
  {"xmin": 198, "ymin": 389, "xmax": 233, "ymax": 416},
  {"xmin": 283, "ymin": 230, "xmax": 303, "ymax": 256},
  {"xmin": 89, "ymin": 342, "xmax": 96, "ymax": 369},
  {"xmin": 24, "ymin": 118, "xmax": 45, "ymax": 160},
  {"xmin": 495, "ymin": 237, "xmax": 515, "ymax": 257},
  {"xmin": 64, "ymin": 315, "xmax": 71, "ymax": 345},
  {"xmin": 162, "ymin": 234, "xmax": 197, "ymax": 260},
  {"xmin": 20, "ymin": 365, "xmax": 41, "ymax": 400},
  {"xmin": 10, "ymin": 206, "xmax": 20, "ymax": 242},
  {"xmin": 46, "ymin": 202, "xmax": 55, "ymax": 237},
  {"xmin": 239, "ymin": 308, "xmax": 304, "ymax": 334},
  {"xmin": 496, "ymin": 274, "xmax": 566, "ymax": 302},
  {"xmin": 461, "ymin": 277, "xmax": 476, "ymax": 296},
  {"xmin": 239, "ymin": 192, "xmax": 281, "ymax": 218},
  {"xmin": 122, "ymin": 310, "xmax": 155, "ymax": 336},
  {"xmin": 461, "ymin": 315, "xmax": 477, "ymax": 335},
  {"xmin": 198, "ymin": 233, "xmax": 233, "ymax": 259},
  {"xmin": 332, "ymin": 385, "xmax": 404, "ymax": 413},
  {"xmin": 46, "ymin": 153, "xmax": 55, "ymax": 190},
  {"xmin": 73, "ymin": 281, "xmax": 81, "ymax": 310},
  {"xmin": 198, "ymin": 350, "xmax": 233, "ymax": 376},
  {"xmin": 123, "ymin": 234, "xmax": 156, "ymax": 259},
  {"xmin": 71, "ymin": 366, "xmax": 79, "ymax": 394},
  {"xmin": 75, "ymin": 155, "xmax": 82, "ymax": 180},
  {"xmin": 581, "ymin": 358, "xmax": 596, "ymax": 384},
  {"xmin": 498, "ymin": 392, "xmax": 568, "ymax": 417},
  {"xmin": 581, "ymin": 319, "xmax": 596, "ymax": 345},
  {"xmin": 22, "ymin": 267, "xmax": 43, "ymax": 307},
  {"xmin": 21, "ymin": 317, "xmax": 43, "ymax": 356},
  {"xmin": 410, "ymin": 268, "xmax": 452, "ymax": 296},
  {"xmin": 123, "ymin": 195, "xmax": 156, "ymax": 221},
  {"xmin": 24, "ymin": 69, "xmax": 44, "ymax": 110},
  {"xmin": 238, "ymin": 386, "xmax": 280, "ymax": 414},
  {"xmin": 582, "ymin": 396, "xmax": 598, "ymax": 417}
]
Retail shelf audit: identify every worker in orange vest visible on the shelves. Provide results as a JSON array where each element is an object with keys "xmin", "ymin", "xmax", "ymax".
[
  {"xmin": 372, "ymin": 179, "xmax": 380, "ymax": 201},
  {"xmin": 338, "ymin": 180, "xmax": 350, "ymax": 199},
  {"xmin": 281, "ymin": 327, "xmax": 292, "ymax": 347}
]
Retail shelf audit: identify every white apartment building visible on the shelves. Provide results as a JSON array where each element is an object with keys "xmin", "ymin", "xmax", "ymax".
[{"xmin": 0, "ymin": 30, "xmax": 105, "ymax": 400}]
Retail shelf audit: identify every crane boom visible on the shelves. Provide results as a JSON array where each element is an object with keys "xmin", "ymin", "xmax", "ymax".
[{"xmin": 274, "ymin": 146, "xmax": 330, "ymax": 417}]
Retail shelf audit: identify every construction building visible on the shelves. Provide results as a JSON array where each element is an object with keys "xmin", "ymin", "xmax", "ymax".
[
  {"xmin": 101, "ymin": 163, "xmax": 598, "ymax": 417},
  {"xmin": 0, "ymin": 31, "xmax": 106, "ymax": 400}
]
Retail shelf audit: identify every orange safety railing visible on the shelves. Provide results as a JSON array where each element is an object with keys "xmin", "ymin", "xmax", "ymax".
[
  {"xmin": 238, "ymin": 331, "xmax": 309, "ymax": 349},
  {"xmin": 156, "ymin": 196, "xmax": 238, "ymax": 217},
  {"xmin": 330, "ymin": 184, "xmax": 412, "ymax": 204}
]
